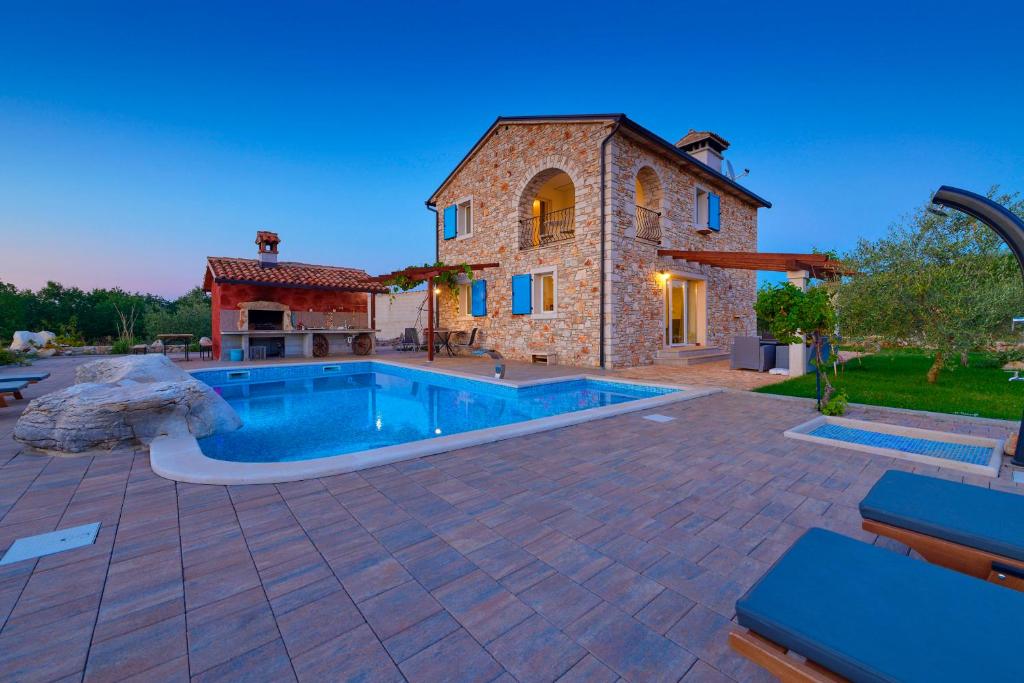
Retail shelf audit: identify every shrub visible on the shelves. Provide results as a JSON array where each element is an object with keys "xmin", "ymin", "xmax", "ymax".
[
  {"xmin": 110, "ymin": 338, "xmax": 139, "ymax": 355},
  {"xmin": 822, "ymin": 389, "xmax": 849, "ymax": 416}
]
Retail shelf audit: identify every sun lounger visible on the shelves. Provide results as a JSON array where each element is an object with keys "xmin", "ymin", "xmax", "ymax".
[
  {"xmin": 0, "ymin": 372, "xmax": 49, "ymax": 384},
  {"xmin": 730, "ymin": 527, "xmax": 1024, "ymax": 682},
  {"xmin": 859, "ymin": 470, "xmax": 1024, "ymax": 589},
  {"xmin": 0, "ymin": 380, "xmax": 29, "ymax": 408}
]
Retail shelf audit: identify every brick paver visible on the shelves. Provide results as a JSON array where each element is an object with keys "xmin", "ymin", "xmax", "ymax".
[{"xmin": 0, "ymin": 356, "xmax": 1019, "ymax": 681}]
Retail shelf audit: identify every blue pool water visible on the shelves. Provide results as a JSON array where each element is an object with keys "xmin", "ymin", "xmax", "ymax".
[
  {"xmin": 808, "ymin": 423, "xmax": 993, "ymax": 466},
  {"xmin": 194, "ymin": 362, "xmax": 676, "ymax": 463}
]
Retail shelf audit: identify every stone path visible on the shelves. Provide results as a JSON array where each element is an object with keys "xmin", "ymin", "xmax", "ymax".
[{"xmin": 0, "ymin": 356, "xmax": 1019, "ymax": 681}]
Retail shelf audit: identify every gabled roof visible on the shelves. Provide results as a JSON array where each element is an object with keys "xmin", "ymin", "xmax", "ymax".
[
  {"xmin": 204, "ymin": 257, "xmax": 388, "ymax": 293},
  {"xmin": 426, "ymin": 114, "xmax": 771, "ymax": 208}
]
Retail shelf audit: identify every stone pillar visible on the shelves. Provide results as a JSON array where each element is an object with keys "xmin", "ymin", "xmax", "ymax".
[{"xmin": 786, "ymin": 270, "xmax": 809, "ymax": 377}]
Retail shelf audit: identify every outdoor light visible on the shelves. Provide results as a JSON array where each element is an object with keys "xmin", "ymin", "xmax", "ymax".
[
  {"xmin": 433, "ymin": 287, "xmax": 441, "ymax": 295},
  {"xmin": 434, "ymin": 428, "xmax": 442, "ymax": 435},
  {"xmin": 927, "ymin": 206, "xmax": 950, "ymax": 218},
  {"xmin": 656, "ymin": 270, "xmax": 670, "ymax": 284}
]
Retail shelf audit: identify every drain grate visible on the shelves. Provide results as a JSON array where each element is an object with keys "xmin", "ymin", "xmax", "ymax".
[
  {"xmin": 642, "ymin": 414, "xmax": 675, "ymax": 423},
  {"xmin": 0, "ymin": 522, "xmax": 100, "ymax": 565}
]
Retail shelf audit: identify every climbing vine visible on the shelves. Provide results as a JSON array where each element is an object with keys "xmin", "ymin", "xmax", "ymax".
[{"xmin": 382, "ymin": 262, "xmax": 474, "ymax": 298}]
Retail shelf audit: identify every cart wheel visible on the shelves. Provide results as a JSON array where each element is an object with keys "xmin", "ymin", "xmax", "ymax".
[
  {"xmin": 351, "ymin": 333, "xmax": 373, "ymax": 356},
  {"xmin": 312, "ymin": 334, "xmax": 329, "ymax": 357}
]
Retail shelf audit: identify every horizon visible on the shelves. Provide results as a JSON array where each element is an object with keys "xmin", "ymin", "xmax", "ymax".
[{"xmin": 3, "ymin": 1, "xmax": 1023, "ymax": 298}]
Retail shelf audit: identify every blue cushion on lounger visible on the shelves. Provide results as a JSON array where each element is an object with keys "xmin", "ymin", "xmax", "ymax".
[
  {"xmin": 0, "ymin": 380, "xmax": 28, "ymax": 392},
  {"xmin": 0, "ymin": 372, "xmax": 49, "ymax": 382},
  {"xmin": 736, "ymin": 528, "xmax": 1024, "ymax": 682},
  {"xmin": 860, "ymin": 470, "xmax": 1024, "ymax": 562}
]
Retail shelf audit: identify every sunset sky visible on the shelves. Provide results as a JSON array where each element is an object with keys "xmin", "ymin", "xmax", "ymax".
[{"xmin": 3, "ymin": 0, "xmax": 1022, "ymax": 298}]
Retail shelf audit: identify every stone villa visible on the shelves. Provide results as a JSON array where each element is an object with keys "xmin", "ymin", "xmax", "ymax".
[{"xmin": 428, "ymin": 114, "xmax": 773, "ymax": 368}]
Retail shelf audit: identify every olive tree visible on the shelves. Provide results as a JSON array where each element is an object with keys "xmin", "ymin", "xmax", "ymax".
[{"xmin": 835, "ymin": 188, "xmax": 1023, "ymax": 383}]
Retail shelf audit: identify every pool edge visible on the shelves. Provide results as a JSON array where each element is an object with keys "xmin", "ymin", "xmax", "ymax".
[{"xmin": 152, "ymin": 364, "xmax": 720, "ymax": 485}]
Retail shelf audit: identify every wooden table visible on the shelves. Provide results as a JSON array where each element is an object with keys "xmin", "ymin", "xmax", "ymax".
[
  {"xmin": 432, "ymin": 329, "xmax": 456, "ymax": 357},
  {"xmin": 157, "ymin": 334, "xmax": 194, "ymax": 361}
]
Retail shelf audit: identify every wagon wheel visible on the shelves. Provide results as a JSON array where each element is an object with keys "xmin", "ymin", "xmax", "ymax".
[
  {"xmin": 312, "ymin": 334, "xmax": 329, "ymax": 357},
  {"xmin": 351, "ymin": 333, "xmax": 373, "ymax": 356}
]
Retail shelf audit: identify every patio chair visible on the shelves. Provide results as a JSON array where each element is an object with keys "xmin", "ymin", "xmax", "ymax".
[
  {"xmin": 730, "ymin": 336, "xmax": 775, "ymax": 372},
  {"xmin": 451, "ymin": 328, "xmax": 479, "ymax": 355},
  {"xmin": 0, "ymin": 380, "xmax": 29, "ymax": 408},
  {"xmin": 860, "ymin": 470, "xmax": 1024, "ymax": 589},
  {"xmin": 0, "ymin": 372, "xmax": 49, "ymax": 384},
  {"xmin": 396, "ymin": 327, "xmax": 420, "ymax": 352},
  {"xmin": 730, "ymin": 527, "xmax": 1024, "ymax": 682}
]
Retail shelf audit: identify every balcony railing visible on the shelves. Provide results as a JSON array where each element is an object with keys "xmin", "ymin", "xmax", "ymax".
[
  {"xmin": 519, "ymin": 206, "xmax": 575, "ymax": 250},
  {"xmin": 635, "ymin": 205, "xmax": 661, "ymax": 243}
]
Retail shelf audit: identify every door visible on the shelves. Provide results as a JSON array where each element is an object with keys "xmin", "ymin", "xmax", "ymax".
[{"xmin": 665, "ymin": 278, "xmax": 699, "ymax": 346}]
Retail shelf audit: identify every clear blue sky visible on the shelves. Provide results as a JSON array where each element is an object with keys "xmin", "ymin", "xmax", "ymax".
[{"xmin": 3, "ymin": 1, "xmax": 1022, "ymax": 298}]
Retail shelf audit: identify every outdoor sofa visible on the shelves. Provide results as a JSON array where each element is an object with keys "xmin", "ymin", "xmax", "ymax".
[
  {"xmin": 730, "ymin": 527, "xmax": 1024, "ymax": 682},
  {"xmin": 860, "ymin": 470, "xmax": 1024, "ymax": 589},
  {"xmin": 730, "ymin": 336, "xmax": 776, "ymax": 372}
]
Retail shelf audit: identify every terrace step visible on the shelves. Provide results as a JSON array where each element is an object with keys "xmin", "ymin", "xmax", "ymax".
[{"xmin": 653, "ymin": 347, "xmax": 729, "ymax": 367}]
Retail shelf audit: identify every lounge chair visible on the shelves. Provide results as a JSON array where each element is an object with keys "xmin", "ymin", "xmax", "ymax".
[
  {"xmin": 0, "ymin": 372, "xmax": 49, "ymax": 384},
  {"xmin": 0, "ymin": 380, "xmax": 29, "ymax": 408},
  {"xmin": 396, "ymin": 328, "xmax": 420, "ymax": 352},
  {"xmin": 860, "ymin": 470, "xmax": 1024, "ymax": 589},
  {"xmin": 731, "ymin": 527, "xmax": 1024, "ymax": 682},
  {"xmin": 730, "ymin": 336, "xmax": 776, "ymax": 372},
  {"xmin": 451, "ymin": 328, "xmax": 478, "ymax": 355}
]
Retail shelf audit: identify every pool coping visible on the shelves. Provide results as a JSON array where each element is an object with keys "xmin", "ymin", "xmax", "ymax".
[
  {"xmin": 784, "ymin": 415, "xmax": 1004, "ymax": 477},
  {"xmin": 150, "ymin": 359, "xmax": 720, "ymax": 485}
]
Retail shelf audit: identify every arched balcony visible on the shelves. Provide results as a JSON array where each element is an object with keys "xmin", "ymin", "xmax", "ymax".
[
  {"xmin": 634, "ymin": 166, "xmax": 663, "ymax": 243},
  {"xmin": 519, "ymin": 169, "xmax": 575, "ymax": 250}
]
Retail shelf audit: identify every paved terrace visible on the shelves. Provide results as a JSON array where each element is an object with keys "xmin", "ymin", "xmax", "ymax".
[{"xmin": 0, "ymin": 356, "xmax": 1019, "ymax": 682}]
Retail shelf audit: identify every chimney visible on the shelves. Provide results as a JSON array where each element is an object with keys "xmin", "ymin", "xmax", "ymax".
[
  {"xmin": 675, "ymin": 130, "xmax": 730, "ymax": 173},
  {"xmin": 255, "ymin": 230, "xmax": 280, "ymax": 267}
]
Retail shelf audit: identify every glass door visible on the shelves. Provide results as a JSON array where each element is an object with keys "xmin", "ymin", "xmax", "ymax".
[{"xmin": 665, "ymin": 278, "xmax": 697, "ymax": 346}]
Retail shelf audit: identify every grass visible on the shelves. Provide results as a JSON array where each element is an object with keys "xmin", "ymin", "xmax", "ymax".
[{"xmin": 754, "ymin": 350, "xmax": 1022, "ymax": 420}]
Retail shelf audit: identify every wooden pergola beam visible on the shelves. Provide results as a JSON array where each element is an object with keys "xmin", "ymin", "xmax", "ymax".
[{"xmin": 657, "ymin": 250, "xmax": 851, "ymax": 276}]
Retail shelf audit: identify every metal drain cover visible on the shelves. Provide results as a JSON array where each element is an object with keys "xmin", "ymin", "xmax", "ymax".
[
  {"xmin": 0, "ymin": 522, "xmax": 100, "ymax": 565},
  {"xmin": 642, "ymin": 414, "xmax": 675, "ymax": 423}
]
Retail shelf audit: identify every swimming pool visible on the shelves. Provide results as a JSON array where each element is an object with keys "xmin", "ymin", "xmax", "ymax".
[
  {"xmin": 149, "ymin": 361, "xmax": 711, "ymax": 484},
  {"xmin": 194, "ymin": 362, "xmax": 678, "ymax": 463}
]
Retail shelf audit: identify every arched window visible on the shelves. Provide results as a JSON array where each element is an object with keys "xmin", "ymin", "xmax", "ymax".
[{"xmin": 518, "ymin": 169, "xmax": 575, "ymax": 250}]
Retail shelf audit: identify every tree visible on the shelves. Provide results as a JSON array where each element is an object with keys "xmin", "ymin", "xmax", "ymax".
[
  {"xmin": 755, "ymin": 282, "xmax": 838, "ymax": 409},
  {"xmin": 835, "ymin": 188, "xmax": 1024, "ymax": 383}
]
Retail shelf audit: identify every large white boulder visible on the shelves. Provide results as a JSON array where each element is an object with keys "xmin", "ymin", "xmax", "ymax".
[
  {"xmin": 10, "ymin": 331, "xmax": 56, "ymax": 352},
  {"xmin": 15, "ymin": 355, "xmax": 241, "ymax": 454}
]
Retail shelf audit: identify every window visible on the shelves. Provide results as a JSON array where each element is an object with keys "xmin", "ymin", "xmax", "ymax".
[
  {"xmin": 532, "ymin": 269, "xmax": 556, "ymax": 318},
  {"xmin": 695, "ymin": 188, "xmax": 709, "ymax": 228},
  {"xmin": 457, "ymin": 199, "xmax": 472, "ymax": 237},
  {"xmin": 457, "ymin": 283, "xmax": 472, "ymax": 317}
]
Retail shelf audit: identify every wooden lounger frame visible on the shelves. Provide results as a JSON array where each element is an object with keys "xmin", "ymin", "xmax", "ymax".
[
  {"xmin": 0, "ymin": 389, "xmax": 25, "ymax": 408},
  {"xmin": 863, "ymin": 519, "xmax": 1024, "ymax": 591},
  {"xmin": 729, "ymin": 629, "xmax": 847, "ymax": 682}
]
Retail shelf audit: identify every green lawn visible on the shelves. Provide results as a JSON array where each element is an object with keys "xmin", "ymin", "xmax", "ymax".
[{"xmin": 754, "ymin": 351, "xmax": 1022, "ymax": 420}]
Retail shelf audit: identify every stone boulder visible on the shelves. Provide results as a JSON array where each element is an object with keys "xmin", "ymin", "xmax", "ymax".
[
  {"xmin": 10, "ymin": 331, "xmax": 56, "ymax": 352},
  {"xmin": 15, "ymin": 355, "xmax": 241, "ymax": 454}
]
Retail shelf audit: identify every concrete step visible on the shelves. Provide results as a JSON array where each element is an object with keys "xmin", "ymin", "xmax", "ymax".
[{"xmin": 653, "ymin": 347, "xmax": 729, "ymax": 366}]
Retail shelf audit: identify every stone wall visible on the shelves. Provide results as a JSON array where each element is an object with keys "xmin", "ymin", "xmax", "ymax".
[
  {"xmin": 607, "ymin": 131, "xmax": 759, "ymax": 367},
  {"xmin": 434, "ymin": 120, "xmax": 760, "ymax": 368},
  {"xmin": 434, "ymin": 121, "xmax": 609, "ymax": 367}
]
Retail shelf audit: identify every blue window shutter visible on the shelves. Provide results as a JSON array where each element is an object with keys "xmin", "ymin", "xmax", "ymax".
[
  {"xmin": 708, "ymin": 193, "xmax": 721, "ymax": 231},
  {"xmin": 443, "ymin": 205, "xmax": 457, "ymax": 240},
  {"xmin": 471, "ymin": 279, "xmax": 487, "ymax": 317},
  {"xmin": 511, "ymin": 275, "xmax": 532, "ymax": 314}
]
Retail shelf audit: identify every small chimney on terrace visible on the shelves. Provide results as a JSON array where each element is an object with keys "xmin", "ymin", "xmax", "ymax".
[
  {"xmin": 255, "ymin": 230, "xmax": 280, "ymax": 267},
  {"xmin": 675, "ymin": 130, "xmax": 730, "ymax": 173}
]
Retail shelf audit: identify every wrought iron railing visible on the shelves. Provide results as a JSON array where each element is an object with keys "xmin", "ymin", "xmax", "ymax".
[
  {"xmin": 635, "ymin": 205, "xmax": 661, "ymax": 243},
  {"xmin": 519, "ymin": 206, "xmax": 575, "ymax": 249}
]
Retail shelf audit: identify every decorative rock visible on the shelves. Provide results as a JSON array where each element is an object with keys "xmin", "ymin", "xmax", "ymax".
[
  {"xmin": 1006, "ymin": 432, "xmax": 1018, "ymax": 457},
  {"xmin": 10, "ymin": 331, "xmax": 56, "ymax": 352},
  {"xmin": 16, "ymin": 355, "xmax": 241, "ymax": 454}
]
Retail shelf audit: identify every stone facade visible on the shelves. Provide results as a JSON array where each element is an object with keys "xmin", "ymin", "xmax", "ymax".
[{"xmin": 433, "ymin": 119, "xmax": 761, "ymax": 369}]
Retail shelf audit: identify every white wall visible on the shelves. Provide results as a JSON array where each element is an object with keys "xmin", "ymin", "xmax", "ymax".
[{"xmin": 374, "ymin": 291, "xmax": 428, "ymax": 341}]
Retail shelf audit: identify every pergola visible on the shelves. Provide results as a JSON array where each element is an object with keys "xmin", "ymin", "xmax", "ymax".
[
  {"xmin": 370, "ymin": 263, "xmax": 499, "ymax": 361},
  {"xmin": 656, "ymin": 250, "xmax": 851, "ymax": 279}
]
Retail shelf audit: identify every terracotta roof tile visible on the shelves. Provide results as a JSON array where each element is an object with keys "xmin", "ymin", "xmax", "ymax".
[{"xmin": 206, "ymin": 257, "xmax": 388, "ymax": 293}]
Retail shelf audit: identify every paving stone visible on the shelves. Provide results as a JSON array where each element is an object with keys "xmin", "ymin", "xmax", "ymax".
[
  {"xmin": 399, "ymin": 628, "xmax": 504, "ymax": 683},
  {"xmin": 359, "ymin": 580, "xmax": 442, "ymax": 641},
  {"xmin": 487, "ymin": 613, "xmax": 586, "ymax": 682},
  {"xmin": 277, "ymin": 587, "xmax": 365, "ymax": 657},
  {"xmin": 584, "ymin": 563, "xmax": 665, "ymax": 615},
  {"xmin": 520, "ymin": 574, "xmax": 601, "ymax": 630},
  {"xmin": 293, "ymin": 623, "xmax": 402, "ymax": 682},
  {"xmin": 382, "ymin": 610, "xmax": 461, "ymax": 663},
  {"xmin": 433, "ymin": 569, "xmax": 534, "ymax": 644}
]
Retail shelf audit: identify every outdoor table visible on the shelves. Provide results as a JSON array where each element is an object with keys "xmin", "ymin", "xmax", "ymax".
[
  {"xmin": 157, "ymin": 334, "xmax": 194, "ymax": 361},
  {"xmin": 432, "ymin": 329, "xmax": 456, "ymax": 357}
]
